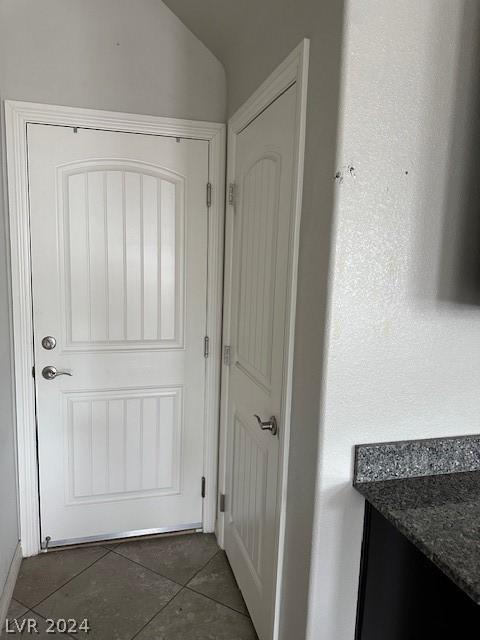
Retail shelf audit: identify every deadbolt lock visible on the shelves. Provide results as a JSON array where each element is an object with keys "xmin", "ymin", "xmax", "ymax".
[{"xmin": 41, "ymin": 336, "xmax": 57, "ymax": 350}]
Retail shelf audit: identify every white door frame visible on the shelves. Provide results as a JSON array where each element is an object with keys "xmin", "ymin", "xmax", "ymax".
[
  {"xmin": 217, "ymin": 40, "xmax": 309, "ymax": 638},
  {"xmin": 5, "ymin": 100, "xmax": 225, "ymax": 557}
]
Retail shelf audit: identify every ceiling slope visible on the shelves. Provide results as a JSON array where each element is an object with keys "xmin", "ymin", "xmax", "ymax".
[{"xmin": 161, "ymin": 0, "xmax": 252, "ymax": 65}]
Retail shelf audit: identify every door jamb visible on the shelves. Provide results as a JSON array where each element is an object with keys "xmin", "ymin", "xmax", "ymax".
[
  {"xmin": 5, "ymin": 100, "xmax": 225, "ymax": 556},
  {"xmin": 217, "ymin": 39, "xmax": 309, "ymax": 639}
]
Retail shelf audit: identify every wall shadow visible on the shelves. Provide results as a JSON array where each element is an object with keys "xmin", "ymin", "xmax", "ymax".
[
  {"xmin": 437, "ymin": 2, "xmax": 480, "ymax": 306},
  {"xmin": 279, "ymin": 2, "xmax": 346, "ymax": 639}
]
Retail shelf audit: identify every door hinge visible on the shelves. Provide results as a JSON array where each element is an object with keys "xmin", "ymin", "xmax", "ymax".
[
  {"xmin": 32, "ymin": 365, "xmax": 35, "ymax": 379},
  {"xmin": 206, "ymin": 182, "xmax": 212, "ymax": 208},
  {"xmin": 228, "ymin": 183, "xmax": 235, "ymax": 207},
  {"xmin": 201, "ymin": 476, "xmax": 206, "ymax": 498},
  {"xmin": 204, "ymin": 336, "xmax": 210, "ymax": 358},
  {"xmin": 219, "ymin": 493, "xmax": 226, "ymax": 513},
  {"xmin": 223, "ymin": 345, "xmax": 231, "ymax": 366}
]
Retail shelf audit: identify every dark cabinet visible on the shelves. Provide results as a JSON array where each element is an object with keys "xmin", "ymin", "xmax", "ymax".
[{"xmin": 355, "ymin": 504, "xmax": 480, "ymax": 640}]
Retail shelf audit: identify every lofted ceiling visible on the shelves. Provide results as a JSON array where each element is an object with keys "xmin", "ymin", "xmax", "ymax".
[{"xmin": 161, "ymin": 0, "xmax": 255, "ymax": 66}]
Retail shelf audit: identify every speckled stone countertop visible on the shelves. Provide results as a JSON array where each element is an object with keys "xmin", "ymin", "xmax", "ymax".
[{"xmin": 354, "ymin": 435, "xmax": 480, "ymax": 606}]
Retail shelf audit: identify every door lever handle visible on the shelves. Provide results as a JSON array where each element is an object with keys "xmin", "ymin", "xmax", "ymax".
[
  {"xmin": 254, "ymin": 414, "xmax": 278, "ymax": 436},
  {"xmin": 42, "ymin": 366, "xmax": 73, "ymax": 380}
]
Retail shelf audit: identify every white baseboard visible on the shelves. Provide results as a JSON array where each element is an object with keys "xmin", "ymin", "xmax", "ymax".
[{"xmin": 0, "ymin": 542, "xmax": 22, "ymax": 636}]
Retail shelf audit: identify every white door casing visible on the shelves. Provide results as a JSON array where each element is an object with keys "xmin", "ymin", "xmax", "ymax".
[
  {"xmin": 29, "ymin": 125, "xmax": 208, "ymax": 545},
  {"xmin": 218, "ymin": 41, "xmax": 309, "ymax": 640},
  {"xmin": 5, "ymin": 102, "xmax": 225, "ymax": 556}
]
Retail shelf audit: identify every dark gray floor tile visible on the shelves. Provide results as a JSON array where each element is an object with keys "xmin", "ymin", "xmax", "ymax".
[
  {"xmin": 34, "ymin": 551, "xmax": 180, "ymax": 640},
  {"xmin": 135, "ymin": 589, "xmax": 258, "ymax": 640},
  {"xmin": 4, "ymin": 612, "xmax": 75, "ymax": 638},
  {"xmin": 112, "ymin": 533, "xmax": 219, "ymax": 585},
  {"xmin": 188, "ymin": 551, "xmax": 248, "ymax": 615},
  {"xmin": 13, "ymin": 546, "xmax": 108, "ymax": 608},
  {"xmin": 6, "ymin": 598, "xmax": 28, "ymax": 620}
]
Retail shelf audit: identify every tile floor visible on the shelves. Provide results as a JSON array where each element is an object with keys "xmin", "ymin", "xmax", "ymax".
[{"xmin": 5, "ymin": 533, "xmax": 258, "ymax": 639}]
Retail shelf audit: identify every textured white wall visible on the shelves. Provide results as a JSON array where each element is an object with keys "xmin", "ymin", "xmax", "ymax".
[
  {"xmin": 0, "ymin": 0, "xmax": 225, "ymax": 596},
  {"xmin": 308, "ymin": 1, "xmax": 480, "ymax": 638}
]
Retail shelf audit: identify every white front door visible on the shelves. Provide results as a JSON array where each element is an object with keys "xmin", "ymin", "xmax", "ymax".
[
  {"xmin": 224, "ymin": 85, "xmax": 297, "ymax": 639},
  {"xmin": 28, "ymin": 124, "xmax": 209, "ymax": 546}
]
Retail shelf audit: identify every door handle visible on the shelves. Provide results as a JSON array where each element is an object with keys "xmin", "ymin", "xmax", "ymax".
[
  {"xmin": 254, "ymin": 414, "xmax": 278, "ymax": 436},
  {"xmin": 42, "ymin": 366, "xmax": 73, "ymax": 380}
]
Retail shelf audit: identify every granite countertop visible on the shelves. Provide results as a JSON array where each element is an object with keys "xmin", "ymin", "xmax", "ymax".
[{"xmin": 353, "ymin": 435, "xmax": 480, "ymax": 606}]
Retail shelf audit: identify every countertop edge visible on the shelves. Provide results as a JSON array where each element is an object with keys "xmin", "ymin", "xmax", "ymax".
[{"xmin": 354, "ymin": 434, "xmax": 480, "ymax": 483}]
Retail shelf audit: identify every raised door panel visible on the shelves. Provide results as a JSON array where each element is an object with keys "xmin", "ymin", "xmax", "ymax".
[
  {"xmin": 59, "ymin": 162, "xmax": 184, "ymax": 351},
  {"xmin": 235, "ymin": 156, "xmax": 280, "ymax": 392},
  {"xmin": 230, "ymin": 410, "xmax": 268, "ymax": 591},
  {"xmin": 65, "ymin": 387, "xmax": 182, "ymax": 505}
]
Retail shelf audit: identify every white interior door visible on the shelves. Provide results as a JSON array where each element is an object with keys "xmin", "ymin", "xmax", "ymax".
[
  {"xmin": 224, "ymin": 85, "xmax": 298, "ymax": 639},
  {"xmin": 28, "ymin": 124, "xmax": 209, "ymax": 546}
]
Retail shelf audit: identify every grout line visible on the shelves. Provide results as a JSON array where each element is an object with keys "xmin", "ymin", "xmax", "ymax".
[
  {"xmin": 185, "ymin": 548, "xmax": 221, "ymax": 584},
  {"xmin": 108, "ymin": 543, "xmax": 247, "ymax": 618},
  {"xmin": 28, "ymin": 548, "xmax": 111, "ymax": 610},
  {"xmin": 129, "ymin": 587, "xmax": 185, "ymax": 640},
  {"xmin": 107, "ymin": 540, "xmax": 220, "ymax": 588},
  {"xmin": 129, "ymin": 580, "xmax": 254, "ymax": 640},
  {"xmin": 107, "ymin": 547, "xmax": 186, "ymax": 587},
  {"xmin": 184, "ymin": 550, "xmax": 252, "ymax": 619},
  {"xmin": 6, "ymin": 606, "xmax": 32, "ymax": 619},
  {"xmin": 10, "ymin": 596, "xmax": 31, "ymax": 610},
  {"xmin": 183, "ymin": 584, "xmax": 250, "ymax": 618}
]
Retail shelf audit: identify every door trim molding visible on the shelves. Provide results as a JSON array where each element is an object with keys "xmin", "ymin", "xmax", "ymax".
[
  {"xmin": 4, "ymin": 100, "xmax": 225, "ymax": 556},
  {"xmin": 217, "ymin": 39, "xmax": 309, "ymax": 639}
]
